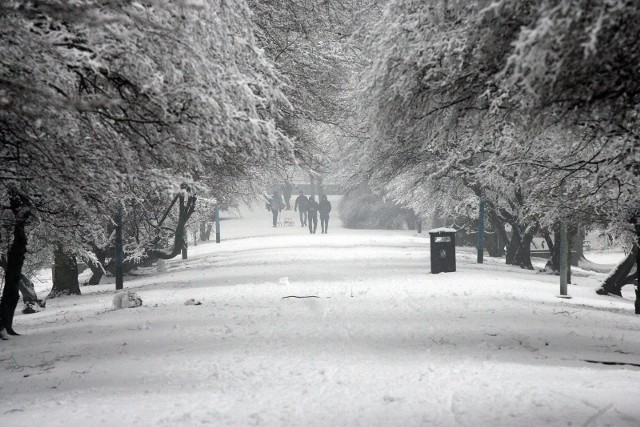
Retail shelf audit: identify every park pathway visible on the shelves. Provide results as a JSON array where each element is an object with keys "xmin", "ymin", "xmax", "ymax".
[{"xmin": 2, "ymin": 198, "xmax": 639, "ymax": 426}]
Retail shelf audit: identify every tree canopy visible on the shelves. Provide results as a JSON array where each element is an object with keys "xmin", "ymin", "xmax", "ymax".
[
  {"xmin": 345, "ymin": 0, "xmax": 638, "ymax": 240},
  {"xmin": 0, "ymin": 0, "xmax": 295, "ymax": 333}
]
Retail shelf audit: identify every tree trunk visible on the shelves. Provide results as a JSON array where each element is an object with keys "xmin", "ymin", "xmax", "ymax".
[
  {"xmin": 317, "ymin": 175, "xmax": 324, "ymax": 196},
  {"xmin": 552, "ymin": 229, "xmax": 561, "ymax": 271},
  {"xmin": 506, "ymin": 224, "xmax": 534, "ymax": 269},
  {"xmin": 104, "ymin": 190, "xmax": 197, "ymax": 275},
  {"xmin": 486, "ymin": 210, "xmax": 506, "ymax": 257},
  {"xmin": 596, "ymin": 243, "xmax": 638, "ymax": 297},
  {"xmin": 566, "ymin": 227, "xmax": 572, "ymax": 284},
  {"xmin": 571, "ymin": 227, "xmax": 585, "ymax": 262},
  {"xmin": 309, "ymin": 173, "xmax": 316, "ymax": 198},
  {"xmin": 181, "ymin": 230, "xmax": 188, "ymax": 260},
  {"xmin": 199, "ymin": 222, "xmax": 212, "ymax": 241},
  {"xmin": 505, "ymin": 225, "xmax": 520, "ymax": 265},
  {"xmin": 543, "ymin": 231, "xmax": 554, "ymax": 255},
  {"xmin": 49, "ymin": 244, "xmax": 81, "ymax": 298},
  {"xmin": 431, "ymin": 206, "xmax": 446, "ymax": 229},
  {"xmin": 547, "ymin": 227, "xmax": 585, "ymax": 273},
  {"xmin": 634, "ymin": 222, "xmax": 640, "ymax": 314},
  {"xmin": 86, "ymin": 246, "xmax": 106, "ymax": 286},
  {"xmin": 0, "ymin": 191, "xmax": 31, "ymax": 336},
  {"xmin": 19, "ymin": 275, "xmax": 39, "ymax": 305},
  {"xmin": 568, "ymin": 226, "xmax": 585, "ymax": 267},
  {"xmin": 514, "ymin": 227, "xmax": 535, "ymax": 270}
]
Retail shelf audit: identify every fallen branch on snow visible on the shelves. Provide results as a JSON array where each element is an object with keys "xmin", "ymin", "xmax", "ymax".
[{"xmin": 282, "ymin": 295, "xmax": 319, "ymax": 299}]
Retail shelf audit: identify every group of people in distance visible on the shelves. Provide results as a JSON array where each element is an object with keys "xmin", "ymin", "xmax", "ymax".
[
  {"xmin": 295, "ymin": 191, "xmax": 332, "ymax": 234},
  {"xmin": 267, "ymin": 189, "xmax": 332, "ymax": 234}
]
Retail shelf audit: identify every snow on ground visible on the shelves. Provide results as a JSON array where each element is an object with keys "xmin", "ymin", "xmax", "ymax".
[{"xmin": 2, "ymin": 197, "xmax": 639, "ymax": 426}]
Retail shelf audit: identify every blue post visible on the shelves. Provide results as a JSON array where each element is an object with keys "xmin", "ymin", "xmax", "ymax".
[
  {"xmin": 215, "ymin": 206, "xmax": 220, "ymax": 243},
  {"xmin": 477, "ymin": 198, "xmax": 485, "ymax": 264},
  {"xmin": 115, "ymin": 204, "xmax": 124, "ymax": 290}
]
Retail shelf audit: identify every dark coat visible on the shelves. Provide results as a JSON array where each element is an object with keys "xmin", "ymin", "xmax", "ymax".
[
  {"xmin": 319, "ymin": 200, "xmax": 332, "ymax": 217},
  {"xmin": 270, "ymin": 194, "xmax": 284, "ymax": 211},
  {"xmin": 306, "ymin": 199, "xmax": 319, "ymax": 215},
  {"xmin": 294, "ymin": 195, "xmax": 308, "ymax": 211}
]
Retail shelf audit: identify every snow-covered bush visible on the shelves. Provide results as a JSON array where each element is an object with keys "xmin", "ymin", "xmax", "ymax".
[{"xmin": 339, "ymin": 186, "xmax": 416, "ymax": 230}]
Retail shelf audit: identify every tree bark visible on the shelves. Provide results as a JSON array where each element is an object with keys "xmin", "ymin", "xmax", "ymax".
[
  {"xmin": 102, "ymin": 190, "xmax": 197, "ymax": 275},
  {"xmin": 514, "ymin": 226, "xmax": 535, "ymax": 270},
  {"xmin": 309, "ymin": 173, "xmax": 316, "ymax": 198},
  {"xmin": 431, "ymin": 206, "xmax": 445, "ymax": 229},
  {"xmin": 566, "ymin": 227, "xmax": 572, "ymax": 284},
  {"xmin": 19, "ymin": 275, "xmax": 39, "ymax": 305},
  {"xmin": 86, "ymin": 245, "xmax": 106, "ymax": 286},
  {"xmin": 505, "ymin": 225, "xmax": 519, "ymax": 265},
  {"xmin": 96, "ymin": 189, "xmax": 197, "ymax": 276},
  {"xmin": 486, "ymin": 209, "xmax": 506, "ymax": 257},
  {"xmin": 181, "ymin": 230, "xmax": 188, "ymax": 260},
  {"xmin": 543, "ymin": 231, "xmax": 554, "ymax": 255},
  {"xmin": 571, "ymin": 226, "xmax": 585, "ymax": 263},
  {"xmin": 547, "ymin": 227, "xmax": 584, "ymax": 273},
  {"xmin": 0, "ymin": 191, "xmax": 31, "ymax": 336},
  {"xmin": 506, "ymin": 224, "xmax": 534, "ymax": 269},
  {"xmin": 634, "ymin": 222, "xmax": 640, "ymax": 314},
  {"xmin": 596, "ymin": 243, "xmax": 638, "ymax": 297},
  {"xmin": 199, "ymin": 222, "xmax": 212, "ymax": 241},
  {"xmin": 147, "ymin": 191, "xmax": 196, "ymax": 260},
  {"xmin": 49, "ymin": 244, "xmax": 81, "ymax": 298}
]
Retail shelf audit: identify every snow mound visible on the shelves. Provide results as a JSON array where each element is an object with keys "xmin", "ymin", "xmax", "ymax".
[
  {"xmin": 112, "ymin": 290, "xmax": 142, "ymax": 310},
  {"xmin": 278, "ymin": 277, "xmax": 290, "ymax": 286}
]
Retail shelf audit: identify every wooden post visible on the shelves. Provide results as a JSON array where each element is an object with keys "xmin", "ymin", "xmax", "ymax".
[
  {"xmin": 215, "ymin": 206, "xmax": 221, "ymax": 243},
  {"xmin": 115, "ymin": 204, "xmax": 123, "ymax": 291},
  {"xmin": 477, "ymin": 197, "xmax": 485, "ymax": 264},
  {"xmin": 635, "ymin": 220, "xmax": 640, "ymax": 315},
  {"xmin": 559, "ymin": 219, "xmax": 568, "ymax": 296}
]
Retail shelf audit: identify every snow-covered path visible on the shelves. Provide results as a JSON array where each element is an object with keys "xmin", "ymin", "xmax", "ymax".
[{"xmin": 2, "ymin": 201, "xmax": 639, "ymax": 426}]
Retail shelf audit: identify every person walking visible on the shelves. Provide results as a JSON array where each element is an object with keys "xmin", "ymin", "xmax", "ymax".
[
  {"xmin": 270, "ymin": 191, "xmax": 284, "ymax": 227},
  {"xmin": 294, "ymin": 190, "xmax": 308, "ymax": 227},
  {"xmin": 319, "ymin": 194, "xmax": 332, "ymax": 234},
  {"xmin": 307, "ymin": 196, "xmax": 319, "ymax": 234}
]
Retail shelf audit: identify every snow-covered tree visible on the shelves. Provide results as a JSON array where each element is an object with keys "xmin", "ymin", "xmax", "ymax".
[
  {"xmin": 485, "ymin": 0, "xmax": 639, "ymax": 231},
  {"xmin": 345, "ymin": 0, "xmax": 638, "ymax": 274},
  {"xmin": 0, "ymin": 0, "xmax": 294, "ymax": 335},
  {"xmin": 247, "ymin": 0, "xmax": 370, "ymax": 179}
]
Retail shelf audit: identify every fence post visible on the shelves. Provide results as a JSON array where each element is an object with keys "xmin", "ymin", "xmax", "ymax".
[
  {"xmin": 559, "ymin": 219, "xmax": 568, "ymax": 296},
  {"xmin": 477, "ymin": 197, "xmax": 485, "ymax": 264},
  {"xmin": 115, "ymin": 204, "xmax": 123, "ymax": 290},
  {"xmin": 215, "ymin": 206, "xmax": 221, "ymax": 243}
]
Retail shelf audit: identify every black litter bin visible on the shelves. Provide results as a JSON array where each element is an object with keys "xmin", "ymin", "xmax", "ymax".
[{"xmin": 428, "ymin": 228, "xmax": 456, "ymax": 273}]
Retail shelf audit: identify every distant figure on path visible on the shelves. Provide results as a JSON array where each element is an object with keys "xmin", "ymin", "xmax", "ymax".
[
  {"xmin": 319, "ymin": 195, "xmax": 332, "ymax": 234},
  {"xmin": 270, "ymin": 191, "xmax": 284, "ymax": 227},
  {"xmin": 283, "ymin": 181, "xmax": 293, "ymax": 210},
  {"xmin": 307, "ymin": 196, "xmax": 319, "ymax": 234},
  {"xmin": 294, "ymin": 190, "xmax": 308, "ymax": 227}
]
